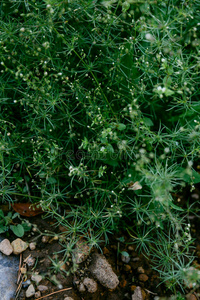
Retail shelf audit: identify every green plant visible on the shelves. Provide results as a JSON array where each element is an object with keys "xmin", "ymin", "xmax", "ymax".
[
  {"xmin": 48, "ymin": 253, "xmax": 69, "ymax": 276},
  {"xmin": 1, "ymin": 0, "xmax": 200, "ymax": 294},
  {"xmin": 0, "ymin": 209, "xmax": 31, "ymax": 237}
]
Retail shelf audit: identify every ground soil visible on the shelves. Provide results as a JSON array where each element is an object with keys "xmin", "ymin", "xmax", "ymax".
[
  {"xmin": 2, "ymin": 185, "xmax": 200, "ymax": 300},
  {"xmin": 16, "ymin": 213, "xmax": 166, "ymax": 300}
]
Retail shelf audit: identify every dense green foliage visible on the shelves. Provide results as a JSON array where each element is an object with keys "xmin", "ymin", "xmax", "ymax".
[{"xmin": 1, "ymin": 0, "xmax": 200, "ymax": 292}]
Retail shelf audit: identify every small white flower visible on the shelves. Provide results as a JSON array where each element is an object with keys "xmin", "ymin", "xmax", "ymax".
[
  {"xmin": 164, "ymin": 147, "xmax": 170, "ymax": 153},
  {"xmin": 20, "ymin": 27, "xmax": 25, "ymax": 32},
  {"xmin": 145, "ymin": 33, "xmax": 155, "ymax": 41},
  {"xmin": 188, "ymin": 160, "xmax": 193, "ymax": 167}
]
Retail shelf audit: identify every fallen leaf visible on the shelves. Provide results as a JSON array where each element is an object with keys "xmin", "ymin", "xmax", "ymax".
[{"xmin": 12, "ymin": 203, "xmax": 44, "ymax": 217}]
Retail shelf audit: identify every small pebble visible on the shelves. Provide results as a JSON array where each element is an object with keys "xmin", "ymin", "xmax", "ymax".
[
  {"xmin": 124, "ymin": 264, "xmax": 132, "ymax": 272},
  {"xmin": 29, "ymin": 242, "xmax": 36, "ymax": 250},
  {"xmin": 35, "ymin": 291, "xmax": 41, "ymax": 298},
  {"xmin": 121, "ymin": 253, "xmax": 131, "ymax": 264},
  {"xmin": 132, "ymin": 257, "xmax": 140, "ymax": 262},
  {"xmin": 31, "ymin": 274, "xmax": 43, "ymax": 285},
  {"xmin": 78, "ymin": 283, "xmax": 86, "ymax": 292},
  {"xmin": 119, "ymin": 278, "xmax": 127, "ymax": 288},
  {"xmin": 139, "ymin": 274, "xmax": 149, "ymax": 282},
  {"xmin": 137, "ymin": 267, "xmax": 145, "ymax": 274},
  {"xmin": 26, "ymin": 256, "xmax": 36, "ymax": 267},
  {"xmin": 191, "ymin": 193, "xmax": 199, "ymax": 200},
  {"xmin": 83, "ymin": 277, "xmax": 97, "ymax": 293},
  {"xmin": 11, "ymin": 238, "xmax": 28, "ymax": 255},
  {"xmin": 41, "ymin": 236, "xmax": 49, "ymax": 243},
  {"xmin": 132, "ymin": 286, "xmax": 146, "ymax": 300},
  {"xmin": 26, "ymin": 284, "xmax": 35, "ymax": 298},
  {"xmin": 37, "ymin": 285, "xmax": 48, "ymax": 292},
  {"xmin": 128, "ymin": 246, "xmax": 135, "ymax": 251},
  {"xmin": 186, "ymin": 294, "xmax": 197, "ymax": 300},
  {"xmin": 0, "ymin": 239, "xmax": 13, "ymax": 255},
  {"xmin": 20, "ymin": 267, "xmax": 27, "ymax": 274},
  {"xmin": 64, "ymin": 297, "xmax": 74, "ymax": 300}
]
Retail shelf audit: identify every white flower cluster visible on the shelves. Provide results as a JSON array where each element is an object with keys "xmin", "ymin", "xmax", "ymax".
[
  {"xmin": 157, "ymin": 86, "xmax": 166, "ymax": 93},
  {"xmin": 155, "ymin": 85, "xmax": 166, "ymax": 98},
  {"xmin": 68, "ymin": 163, "xmax": 87, "ymax": 179}
]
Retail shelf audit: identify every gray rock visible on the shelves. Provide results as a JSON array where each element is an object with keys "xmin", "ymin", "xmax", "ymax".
[
  {"xmin": 78, "ymin": 283, "xmax": 86, "ymax": 292},
  {"xmin": 26, "ymin": 255, "xmax": 35, "ymax": 267},
  {"xmin": 83, "ymin": 277, "xmax": 97, "ymax": 293},
  {"xmin": 132, "ymin": 286, "xmax": 145, "ymax": 300},
  {"xmin": 0, "ymin": 237, "xmax": 19, "ymax": 300},
  {"xmin": 89, "ymin": 253, "xmax": 119, "ymax": 289},
  {"xmin": 64, "ymin": 298, "xmax": 74, "ymax": 300},
  {"xmin": 121, "ymin": 253, "xmax": 130, "ymax": 264},
  {"xmin": 11, "ymin": 238, "xmax": 28, "ymax": 255},
  {"xmin": 31, "ymin": 274, "xmax": 43, "ymax": 284},
  {"xmin": 26, "ymin": 284, "xmax": 35, "ymax": 298},
  {"xmin": 0, "ymin": 239, "xmax": 13, "ymax": 255},
  {"xmin": 37, "ymin": 285, "xmax": 48, "ymax": 292},
  {"xmin": 29, "ymin": 242, "xmax": 36, "ymax": 250},
  {"xmin": 73, "ymin": 239, "xmax": 90, "ymax": 264}
]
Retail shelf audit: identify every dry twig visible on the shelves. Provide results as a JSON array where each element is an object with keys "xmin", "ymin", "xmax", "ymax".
[{"xmin": 35, "ymin": 287, "xmax": 72, "ymax": 300}]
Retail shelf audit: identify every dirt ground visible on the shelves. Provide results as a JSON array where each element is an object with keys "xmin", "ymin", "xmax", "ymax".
[
  {"xmin": 3, "ymin": 185, "xmax": 200, "ymax": 300},
  {"xmin": 16, "ymin": 214, "xmax": 166, "ymax": 300}
]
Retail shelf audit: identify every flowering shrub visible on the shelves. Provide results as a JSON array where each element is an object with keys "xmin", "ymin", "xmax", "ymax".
[{"xmin": 1, "ymin": 0, "xmax": 200, "ymax": 292}]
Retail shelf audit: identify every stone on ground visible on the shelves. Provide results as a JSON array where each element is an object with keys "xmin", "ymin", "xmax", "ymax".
[
  {"xmin": 0, "ymin": 239, "xmax": 13, "ymax": 255},
  {"xmin": 89, "ymin": 253, "xmax": 119, "ymax": 289},
  {"xmin": 37, "ymin": 285, "xmax": 48, "ymax": 292},
  {"xmin": 11, "ymin": 238, "xmax": 28, "ymax": 255},
  {"xmin": 78, "ymin": 283, "xmax": 86, "ymax": 292},
  {"xmin": 26, "ymin": 284, "xmax": 35, "ymax": 298},
  {"xmin": 83, "ymin": 277, "xmax": 98, "ymax": 293},
  {"xmin": 31, "ymin": 274, "xmax": 43, "ymax": 284},
  {"xmin": 132, "ymin": 286, "xmax": 146, "ymax": 300},
  {"xmin": 0, "ymin": 237, "xmax": 19, "ymax": 300}
]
